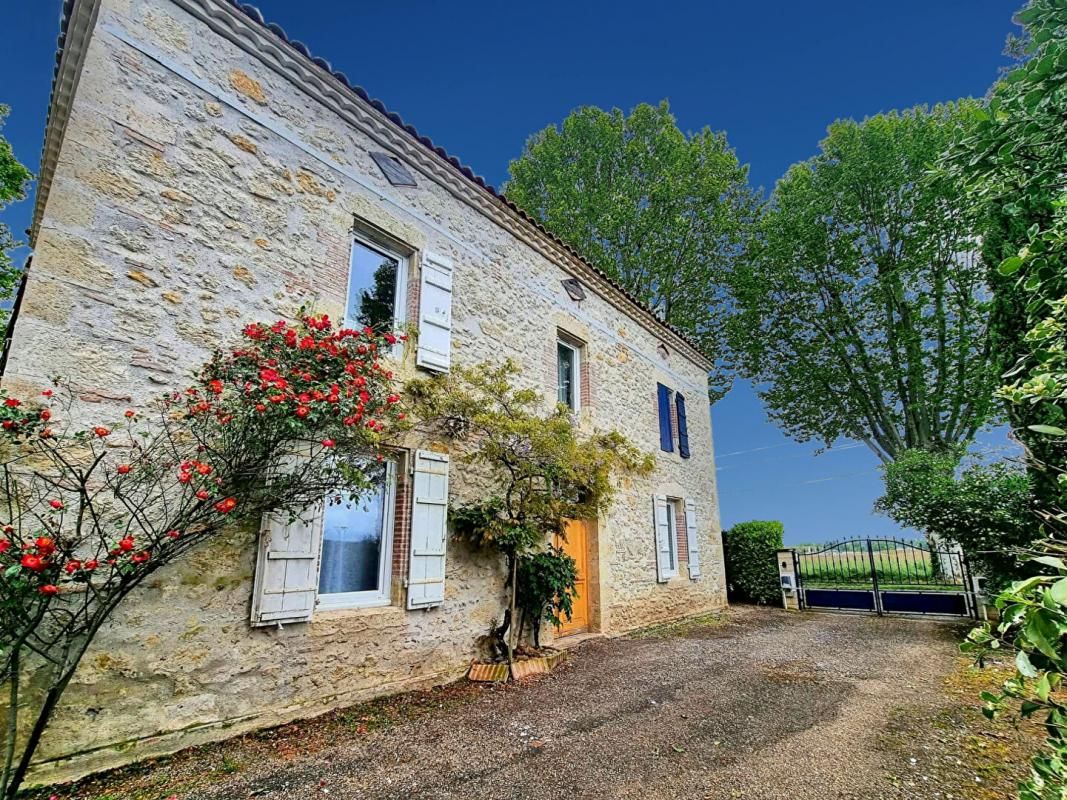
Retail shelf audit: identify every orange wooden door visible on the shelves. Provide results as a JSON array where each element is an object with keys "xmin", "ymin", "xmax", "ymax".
[{"xmin": 555, "ymin": 519, "xmax": 590, "ymax": 636}]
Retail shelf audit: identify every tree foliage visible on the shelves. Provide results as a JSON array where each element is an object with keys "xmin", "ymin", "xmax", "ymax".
[
  {"xmin": 406, "ymin": 361, "xmax": 652, "ymax": 656},
  {"xmin": 722, "ymin": 520, "xmax": 783, "ymax": 605},
  {"xmin": 505, "ymin": 101, "xmax": 755, "ymax": 398},
  {"xmin": 0, "ymin": 106, "xmax": 32, "ymax": 324},
  {"xmin": 516, "ymin": 547, "xmax": 579, "ymax": 648},
  {"xmin": 730, "ymin": 103, "xmax": 999, "ymax": 462},
  {"xmin": 947, "ymin": 1, "xmax": 1067, "ymax": 507},
  {"xmin": 948, "ymin": 3, "xmax": 1067, "ymax": 798},
  {"xmin": 0, "ymin": 314, "xmax": 406, "ymax": 799},
  {"xmin": 876, "ymin": 449, "xmax": 1035, "ymax": 590}
]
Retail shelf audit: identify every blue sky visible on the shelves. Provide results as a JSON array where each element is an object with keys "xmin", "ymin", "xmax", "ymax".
[{"xmin": 0, "ymin": 1, "xmax": 1021, "ymax": 544}]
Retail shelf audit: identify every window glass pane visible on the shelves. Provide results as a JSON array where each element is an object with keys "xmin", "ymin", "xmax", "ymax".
[
  {"xmin": 347, "ymin": 241, "xmax": 399, "ymax": 331},
  {"xmin": 319, "ymin": 478, "xmax": 387, "ymax": 595},
  {"xmin": 557, "ymin": 341, "xmax": 575, "ymax": 409}
]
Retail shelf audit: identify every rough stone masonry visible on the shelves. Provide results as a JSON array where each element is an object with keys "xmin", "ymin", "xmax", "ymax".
[{"xmin": 3, "ymin": 0, "xmax": 726, "ymax": 783}]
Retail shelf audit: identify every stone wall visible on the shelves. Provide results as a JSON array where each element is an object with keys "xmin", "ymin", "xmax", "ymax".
[{"xmin": 5, "ymin": 0, "xmax": 726, "ymax": 782}]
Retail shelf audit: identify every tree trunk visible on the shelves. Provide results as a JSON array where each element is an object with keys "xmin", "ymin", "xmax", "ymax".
[
  {"xmin": 506, "ymin": 556, "xmax": 517, "ymax": 677},
  {"xmin": 1, "ymin": 653, "xmax": 19, "ymax": 799},
  {"xmin": 4, "ymin": 674, "xmax": 72, "ymax": 800}
]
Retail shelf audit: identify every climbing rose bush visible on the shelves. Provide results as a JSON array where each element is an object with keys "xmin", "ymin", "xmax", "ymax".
[{"xmin": 0, "ymin": 314, "xmax": 406, "ymax": 799}]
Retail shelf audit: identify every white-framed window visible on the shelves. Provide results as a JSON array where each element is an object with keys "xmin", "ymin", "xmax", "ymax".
[
  {"xmin": 557, "ymin": 338, "xmax": 581, "ymax": 412},
  {"xmin": 316, "ymin": 460, "xmax": 397, "ymax": 609},
  {"xmin": 664, "ymin": 497, "xmax": 680, "ymax": 575},
  {"xmin": 346, "ymin": 235, "xmax": 408, "ymax": 341}
]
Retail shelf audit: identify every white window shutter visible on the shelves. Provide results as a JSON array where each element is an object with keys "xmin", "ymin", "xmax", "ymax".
[
  {"xmin": 685, "ymin": 498, "xmax": 701, "ymax": 579},
  {"xmin": 416, "ymin": 251, "xmax": 453, "ymax": 372},
  {"xmin": 250, "ymin": 504, "xmax": 324, "ymax": 626},
  {"xmin": 408, "ymin": 450, "xmax": 449, "ymax": 609},
  {"xmin": 653, "ymin": 495, "xmax": 672, "ymax": 583}
]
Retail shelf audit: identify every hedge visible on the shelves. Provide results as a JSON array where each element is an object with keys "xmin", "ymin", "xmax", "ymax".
[{"xmin": 723, "ymin": 520, "xmax": 784, "ymax": 605}]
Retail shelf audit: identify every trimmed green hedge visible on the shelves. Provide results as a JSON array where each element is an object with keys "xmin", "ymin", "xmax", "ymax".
[{"xmin": 723, "ymin": 520, "xmax": 784, "ymax": 605}]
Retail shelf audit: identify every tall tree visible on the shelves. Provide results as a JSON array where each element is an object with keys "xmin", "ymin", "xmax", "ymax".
[
  {"xmin": 728, "ymin": 103, "xmax": 998, "ymax": 462},
  {"xmin": 0, "ymin": 106, "xmax": 32, "ymax": 324},
  {"xmin": 946, "ymin": 0, "xmax": 1067, "ymax": 508},
  {"xmin": 506, "ymin": 101, "xmax": 755, "ymax": 399}
]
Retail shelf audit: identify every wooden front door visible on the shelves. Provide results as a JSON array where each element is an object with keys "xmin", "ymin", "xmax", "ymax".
[{"xmin": 555, "ymin": 519, "xmax": 591, "ymax": 636}]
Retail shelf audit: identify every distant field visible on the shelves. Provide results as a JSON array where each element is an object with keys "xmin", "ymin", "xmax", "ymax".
[{"xmin": 797, "ymin": 546, "xmax": 964, "ymax": 590}]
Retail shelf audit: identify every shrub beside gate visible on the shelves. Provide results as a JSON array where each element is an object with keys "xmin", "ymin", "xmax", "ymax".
[{"xmin": 723, "ymin": 520, "xmax": 784, "ymax": 605}]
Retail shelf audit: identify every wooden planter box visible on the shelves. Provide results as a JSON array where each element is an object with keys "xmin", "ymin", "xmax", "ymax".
[{"xmin": 467, "ymin": 649, "xmax": 567, "ymax": 683}]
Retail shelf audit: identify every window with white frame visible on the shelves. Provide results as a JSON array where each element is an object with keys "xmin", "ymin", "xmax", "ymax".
[
  {"xmin": 664, "ymin": 497, "xmax": 680, "ymax": 574},
  {"xmin": 346, "ymin": 236, "xmax": 408, "ymax": 334},
  {"xmin": 557, "ymin": 338, "xmax": 581, "ymax": 411},
  {"xmin": 317, "ymin": 460, "xmax": 397, "ymax": 609}
]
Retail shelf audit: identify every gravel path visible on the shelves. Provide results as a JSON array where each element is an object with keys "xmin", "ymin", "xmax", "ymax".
[{"xmin": 173, "ymin": 607, "xmax": 970, "ymax": 800}]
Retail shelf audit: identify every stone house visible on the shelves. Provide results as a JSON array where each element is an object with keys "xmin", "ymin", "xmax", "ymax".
[{"xmin": 2, "ymin": 0, "xmax": 726, "ymax": 782}]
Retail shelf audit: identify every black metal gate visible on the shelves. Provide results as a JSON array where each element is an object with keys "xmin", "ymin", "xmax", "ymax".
[{"xmin": 794, "ymin": 538, "xmax": 977, "ymax": 618}]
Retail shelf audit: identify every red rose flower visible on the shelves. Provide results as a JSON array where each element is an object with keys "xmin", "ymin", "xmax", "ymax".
[
  {"xmin": 65, "ymin": 560, "xmax": 82, "ymax": 575},
  {"xmin": 166, "ymin": 530, "xmax": 181, "ymax": 539},
  {"xmin": 208, "ymin": 379, "xmax": 224, "ymax": 395},
  {"xmin": 4, "ymin": 398, "xmax": 21, "ymax": 408},
  {"xmin": 255, "ymin": 403, "xmax": 267, "ymax": 412},
  {"xmin": 196, "ymin": 463, "xmax": 212, "ymax": 476},
  {"xmin": 40, "ymin": 428, "xmax": 54, "ymax": 439},
  {"xmin": 39, "ymin": 584, "xmax": 60, "ymax": 596},
  {"xmin": 131, "ymin": 551, "xmax": 150, "ymax": 564},
  {"xmin": 49, "ymin": 499, "xmax": 64, "ymax": 510},
  {"xmin": 177, "ymin": 471, "xmax": 193, "ymax": 484},
  {"xmin": 41, "ymin": 389, "xmax": 54, "ymax": 398},
  {"xmin": 196, "ymin": 489, "xmax": 210, "ymax": 501},
  {"xmin": 117, "ymin": 464, "xmax": 131, "ymax": 475},
  {"xmin": 40, "ymin": 409, "xmax": 51, "ymax": 422},
  {"xmin": 295, "ymin": 406, "xmax": 310, "ymax": 419},
  {"xmin": 0, "ymin": 540, "xmax": 9, "ymax": 554},
  {"xmin": 35, "ymin": 537, "xmax": 55, "ymax": 556},
  {"xmin": 321, "ymin": 439, "xmax": 336, "ymax": 448},
  {"xmin": 118, "ymin": 536, "xmax": 135, "ymax": 552},
  {"xmin": 214, "ymin": 497, "xmax": 237, "ymax": 514},
  {"xmin": 125, "ymin": 409, "xmax": 136, "ymax": 418},
  {"xmin": 21, "ymin": 554, "xmax": 45, "ymax": 572},
  {"xmin": 2, "ymin": 421, "xmax": 13, "ymax": 430},
  {"xmin": 93, "ymin": 426, "xmax": 110, "ymax": 438},
  {"xmin": 387, "ymin": 394, "xmax": 400, "ymax": 404},
  {"xmin": 84, "ymin": 559, "xmax": 99, "ymax": 571}
]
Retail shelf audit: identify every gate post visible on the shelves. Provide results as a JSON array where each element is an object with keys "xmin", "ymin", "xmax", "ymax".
[
  {"xmin": 866, "ymin": 540, "xmax": 884, "ymax": 616},
  {"xmin": 777, "ymin": 549, "xmax": 800, "ymax": 611}
]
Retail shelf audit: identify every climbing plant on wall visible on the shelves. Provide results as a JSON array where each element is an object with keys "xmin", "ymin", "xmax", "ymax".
[
  {"xmin": 0, "ymin": 314, "xmax": 406, "ymax": 799},
  {"xmin": 406, "ymin": 360, "xmax": 653, "ymax": 664}
]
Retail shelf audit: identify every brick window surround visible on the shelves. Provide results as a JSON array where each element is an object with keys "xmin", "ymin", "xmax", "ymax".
[
  {"xmin": 389, "ymin": 452, "xmax": 413, "ymax": 603},
  {"xmin": 674, "ymin": 498, "xmax": 688, "ymax": 563}
]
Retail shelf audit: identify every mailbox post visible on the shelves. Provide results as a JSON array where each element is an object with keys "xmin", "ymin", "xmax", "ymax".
[{"xmin": 777, "ymin": 549, "xmax": 799, "ymax": 611}]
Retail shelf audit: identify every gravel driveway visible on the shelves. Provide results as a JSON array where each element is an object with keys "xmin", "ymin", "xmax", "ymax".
[
  {"xmin": 194, "ymin": 607, "xmax": 977, "ymax": 800},
  {"xmin": 53, "ymin": 607, "xmax": 1032, "ymax": 800}
]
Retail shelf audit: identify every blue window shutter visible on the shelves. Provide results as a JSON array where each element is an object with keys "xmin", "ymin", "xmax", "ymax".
[
  {"xmin": 676, "ymin": 393, "xmax": 690, "ymax": 459},
  {"xmin": 657, "ymin": 383, "xmax": 673, "ymax": 452}
]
